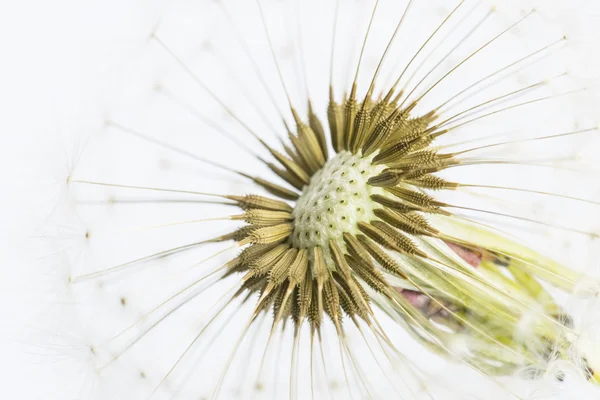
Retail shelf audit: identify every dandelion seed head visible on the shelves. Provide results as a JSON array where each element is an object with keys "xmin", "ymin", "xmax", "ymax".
[{"xmin": 7, "ymin": 0, "xmax": 600, "ymax": 399}]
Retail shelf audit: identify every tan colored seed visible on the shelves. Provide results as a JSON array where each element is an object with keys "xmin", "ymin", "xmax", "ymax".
[
  {"xmin": 227, "ymin": 194, "xmax": 293, "ymax": 212},
  {"xmin": 244, "ymin": 223, "xmax": 294, "ymax": 245},
  {"xmin": 357, "ymin": 235, "xmax": 408, "ymax": 279},
  {"xmin": 232, "ymin": 210, "xmax": 294, "ymax": 226},
  {"xmin": 406, "ymin": 175, "xmax": 458, "ymax": 190},
  {"xmin": 267, "ymin": 162, "xmax": 305, "ymax": 190},
  {"xmin": 250, "ymin": 176, "xmax": 300, "ymax": 201},
  {"xmin": 238, "ymin": 243, "xmax": 280, "ymax": 265},
  {"xmin": 371, "ymin": 194, "xmax": 419, "ymax": 213},
  {"xmin": 371, "ymin": 221, "xmax": 428, "ymax": 258},
  {"xmin": 308, "ymin": 100, "xmax": 328, "ymax": 160},
  {"xmin": 385, "ymin": 187, "xmax": 445, "ymax": 211},
  {"xmin": 269, "ymin": 248, "xmax": 299, "ymax": 286},
  {"xmin": 367, "ymin": 169, "xmax": 402, "ymax": 187},
  {"xmin": 346, "ymin": 254, "xmax": 388, "ymax": 294},
  {"xmin": 374, "ymin": 208, "xmax": 438, "ymax": 236}
]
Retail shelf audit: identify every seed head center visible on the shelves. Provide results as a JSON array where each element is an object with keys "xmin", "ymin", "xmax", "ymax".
[{"xmin": 291, "ymin": 151, "xmax": 385, "ymax": 254}]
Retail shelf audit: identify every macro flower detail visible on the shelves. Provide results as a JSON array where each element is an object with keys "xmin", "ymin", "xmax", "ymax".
[
  {"xmin": 13, "ymin": 0, "xmax": 600, "ymax": 399},
  {"xmin": 178, "ymin": 36, "xmax": 598, "ymax": 387}
]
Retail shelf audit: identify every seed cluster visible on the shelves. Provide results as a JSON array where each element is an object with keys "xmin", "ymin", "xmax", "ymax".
[
  {"xmin": 61, "ymin": 0, "xmax": 600, "ymax": 395},
  {"xmin": 209, "ymin": 82, "xmax": 582, "ymax": 378}
]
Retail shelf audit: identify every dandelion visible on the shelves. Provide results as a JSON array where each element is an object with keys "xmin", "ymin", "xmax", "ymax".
[{"xmin": 13, "ymin": 0, "xmax": 600, "ymax": 399}]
